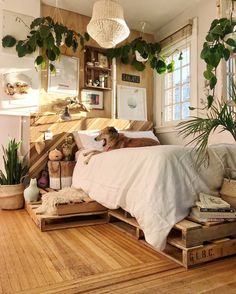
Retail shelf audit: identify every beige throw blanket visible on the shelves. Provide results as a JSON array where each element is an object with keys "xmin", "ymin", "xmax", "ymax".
[{"xmin": 36, "ymin": 187, "xmax": 88, "ymax": 215}]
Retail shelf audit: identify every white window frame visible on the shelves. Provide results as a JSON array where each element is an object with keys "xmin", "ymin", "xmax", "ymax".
[{"xmin": 155, "ymin": 17, "xmax": 198, "ymax": 133}]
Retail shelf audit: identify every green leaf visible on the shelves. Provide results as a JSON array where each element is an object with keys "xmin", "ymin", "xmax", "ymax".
[
  {"xmin": 178, "ymin": 52, "xmax": 183, "ymax": 60},
  {"xmin": 225, "ymin": 38, "xmax": 236, "ymax": 47},
  {"xmin": 211, "ymin": 25, "xmax": 223, "ymax": 36},
  {"xmin": 30, "ymin": 17, "xmax": 44, "ymax": 29},
  {"xmin": 204, "ymin": 70, "xmax": 214, "ymax": 80},
  {"xmin": 167, "ymin": 61, "xmax": 174, "ymax": 73},
  {"xmin": 155, "ymin": 59, "xmax": 167, "ymax": 74},
  {"xmin": 34, "ymin": 55, "xmax": 44, "ymax": 66},
  {"xmin": 65, "ymin": 31, "xmax": 73, "ymax": 47},
  {"xmin": 150, "ymin": 56, "xmax": 157, "ymax": 69},
  {"xmin": 46, "ymin": 49, "xmax": 56, "ymax": 61},
  {"xmin": 207, "ymin": 95, "xmax": 214, "ymax": 108},
  {"xmin": 189, "ymin": 106, "xmax": 196, "ymax": 111},
  {"xmin": 40, "ymin": 25, "xmax": 50, "ymax": 39},
  {"xmin": 223, "ymin": 48, "xmax": 230, "ymax": 61},
  {"xmin": 209, "ymin": 75, "xmax": 217, "ymax": 90},
  {"xmin": 206, "ymin": 33, "xmax": 215, "ymax": 42},
  {"xmin": 16, "ymin": 41, "xmax": 27, "ymax": 57},
  {"xmin": 49, "ymin": 63, "xmax": 56, "ymax": 74},
  {"xmin": 2, "ymin": 35, "xmax": 17, "ymax": 47},
  {"xmin": 131, "ymin": 59, "xmax": 145, "ymax": 71}
]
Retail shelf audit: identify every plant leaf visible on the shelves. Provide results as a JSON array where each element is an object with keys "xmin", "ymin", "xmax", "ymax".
[{"xmin": 2, "ymin": 35, "xmax": 17, "ymax": 47}]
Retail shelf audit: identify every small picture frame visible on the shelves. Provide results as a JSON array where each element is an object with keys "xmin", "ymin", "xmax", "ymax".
[
  {"xmin": 81, "ymin": 89, "xmax": 104, "ymax": 110},
  {"xmin": 98, "ymin": 53, "xmax": 109, "ymax": 68}
]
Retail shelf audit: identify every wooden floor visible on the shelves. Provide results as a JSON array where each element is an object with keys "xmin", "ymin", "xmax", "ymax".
[{"xmin": 0, "ymin": 211, "xmax": 236, "ymax": 294}]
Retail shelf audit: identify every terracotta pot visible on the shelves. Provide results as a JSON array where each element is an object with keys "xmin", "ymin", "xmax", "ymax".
[{"xmin": 0, "ymin": 183, "xmax": 24, "ymax": 210}]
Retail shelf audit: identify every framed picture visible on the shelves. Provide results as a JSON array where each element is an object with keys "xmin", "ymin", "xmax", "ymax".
[
  {"xmin": 81, "ymin": 90, "xmax": 104, "ymax": 110},
  {"xmin": 98, "ymin": 53, "xmax": 108, "ymax": 68},
  {"xmin": 48, "ymin": 55, "xmax": 79, "ymax": 96},
  {"xmin": 117, "ymin": 85, "xmax": 147, "ymax": 120}
]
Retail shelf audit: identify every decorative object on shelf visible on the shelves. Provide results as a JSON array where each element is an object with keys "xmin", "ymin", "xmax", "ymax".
[
  {"xmin": 62, "ymin": 135, "xmax": 74, "ymax": 161},
  {"xmin": 48, "ymin": 149, "xmax": 63, "ymax": 161},
  {"xmin": 122, "ymin": 73, "xmax": 140, "ymax": 83},
  {"xmin": 47, "ymin": 55, "xmax": 79, "ymax": 96},
  {"xmin": 87, "ymin": 0, "xmax": 130, "ymax": 48},
  {"xmin": 37, "ymin": 170, "xmax": 49, "ymax": 189},
  {"xmin": 60, "ymin": 106, "xmax": 71, "ymax": 121},
  {"xmin": 200, "ymin": 0, "xmax": 236, "ymax": 108},
  {"xmin": 48, "ymin": 161, "xmax": 76, "ymax": 190},
  {"xmin": 2, "ymin": 15, "xmax": 89, "ymax": 72},
  {"xmin": 81, "ymin": 89, "xmax": 104, "ymax": 110},
  {"xmin": 24, "ymin": 178, "xmax": 39, "ymax": 203},
  {"xmin": 3, "ymin": 72, "xmax": 32, "ymax": 99},
  {"xmin": 44, "ymin": 129, "xmax": 53, "ymax": 140},
  {"xmin": 0, "ymin": 139, "xmax": 28, "ymax": 210},
  {"xmin": 117, "ymin": 85, "xmax": 147, "ymax": 120},
  {"xmin": 106, "ymin": 37, "xmax": 175, "ymax": 73},
  {"xmin": 98, "ymin": 53, "xmax": 109, "ymax": 68}
]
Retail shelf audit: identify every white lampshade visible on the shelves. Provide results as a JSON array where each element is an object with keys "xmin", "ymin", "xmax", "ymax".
[{"xmin": 87, "ymin": 0, "xmax": 130, "ymax": 48}]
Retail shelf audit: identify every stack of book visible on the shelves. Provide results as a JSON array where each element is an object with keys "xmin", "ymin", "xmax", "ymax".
[{"xmin": 190, "ymin": 193, "xmax": 236, "ymax": 222}]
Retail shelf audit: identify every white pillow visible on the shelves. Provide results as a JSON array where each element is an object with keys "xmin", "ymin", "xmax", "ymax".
[
  {"xmin": 120, "ymin": 130, "xmax": 160, "ymax": 143},
  {"xmin": 73, "ymin": 130, "xmax": 104, "ymax": 151}
]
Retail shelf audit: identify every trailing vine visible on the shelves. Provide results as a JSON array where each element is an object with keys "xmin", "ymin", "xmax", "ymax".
[
  {"xmin": 2, "ymin": 16, "xmax": 90, "ymax": 73},
  {"xmin": 106, "ymin": 37, "xmax": 176, "ymax": 74}
]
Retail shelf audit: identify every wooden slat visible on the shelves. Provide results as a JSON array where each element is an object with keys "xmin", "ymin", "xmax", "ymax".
[{"xmin": 29, "ymin": 117, "xmax": 154, "ymax": 178}]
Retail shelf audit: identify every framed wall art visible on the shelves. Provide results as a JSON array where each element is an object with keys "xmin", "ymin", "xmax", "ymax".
[
  {"xmin": 48, "ymin": 55, "xmax": 79, "ymax": 96},
  {"xmin": 117, "ymin": 85, "xmax": 147, "ymax": 120},
  {"xmin": 81, "ymin": 89, "xmax": 104, "ymax": 110}
]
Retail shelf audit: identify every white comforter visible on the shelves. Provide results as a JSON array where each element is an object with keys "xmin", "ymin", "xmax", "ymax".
[{"xmin": 72, "ymin": 144, "xmax": 236, "ymax": 250}]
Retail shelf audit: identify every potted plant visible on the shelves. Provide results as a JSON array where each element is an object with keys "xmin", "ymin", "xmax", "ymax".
[
  {"xmin": 200, "ymin": 0, "xmax": 236, "ymax": 108},
  {"xmin": 0, "ymin": 139, "xmax": 28, "ymax": 209}
]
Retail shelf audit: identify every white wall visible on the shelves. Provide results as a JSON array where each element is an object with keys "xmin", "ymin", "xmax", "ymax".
[
  {"xmin": 154, "ymin": 0, "xmax": 217, "ymax": 145},
  {"xmin": 0, "ymin": 0, "xmax": 40, "ymax": 172}
]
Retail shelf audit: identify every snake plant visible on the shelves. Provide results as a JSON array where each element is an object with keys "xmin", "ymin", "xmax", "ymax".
[{"xmin": 0, "ymin": 139, "xmax": 28, "ymax": 185}]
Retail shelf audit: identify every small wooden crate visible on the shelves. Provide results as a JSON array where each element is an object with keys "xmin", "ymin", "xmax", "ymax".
[{"xmin": 25, "ymin": 192, "xmax": 108, "ymax": 231}]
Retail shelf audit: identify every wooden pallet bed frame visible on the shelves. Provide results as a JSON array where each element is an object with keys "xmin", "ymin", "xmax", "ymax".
[{"xmin": 108, "ymin": 208, "xmax": 236, "ymax": 269}]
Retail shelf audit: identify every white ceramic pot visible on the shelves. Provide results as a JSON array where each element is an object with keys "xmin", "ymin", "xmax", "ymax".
[
  {"xmin": 24, "ymin": 178, "xmax": 39, "ymax": 203},
  {"xmin": 135, "ymin": 50, "xmax": 148, "ymax": 62}
]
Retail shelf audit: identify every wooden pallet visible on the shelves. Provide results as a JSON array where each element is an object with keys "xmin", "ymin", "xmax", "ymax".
[
  {"xmin": 169, "ymin": 218, "xmax": 236, "ymax": 248},
  {"xmin": 108, "ymin": 208, "xmax": 144, "ymax": 239},
  {"xmin": 25, "ymin": 200, "xmax": 108, "ymax": 232},
  {"xmin": 108, "ymin": 208, "xmax": 236, "ymax": 268}
]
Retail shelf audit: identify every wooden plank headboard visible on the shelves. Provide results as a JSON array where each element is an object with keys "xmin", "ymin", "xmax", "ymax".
[{"xmin": 29, "ymin": 115, "xmax": 154, "ymax": 178}]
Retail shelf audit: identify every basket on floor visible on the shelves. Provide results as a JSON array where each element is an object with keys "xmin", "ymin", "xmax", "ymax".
[
  {"xmin": 0, "ymin": 183, "xmax": 24, "ymax": 210},
  {"xmin": 220, "ymin": 177, "xmax": 236, "ymax": 209}
]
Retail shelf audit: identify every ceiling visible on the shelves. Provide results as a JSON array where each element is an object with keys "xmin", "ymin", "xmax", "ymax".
[{"xmin": 41, "ymin": 0, "xmax": 200, "ymax": 33}]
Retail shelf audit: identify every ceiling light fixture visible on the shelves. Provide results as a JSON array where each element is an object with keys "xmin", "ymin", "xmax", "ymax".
[{"xmin": 87, "ymin": 0, "xmax": 130, "ymax": 48}]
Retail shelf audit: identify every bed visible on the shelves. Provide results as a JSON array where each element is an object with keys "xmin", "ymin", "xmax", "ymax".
[{"xmin": 72, "ymin": 143, "xmax": 236, "ymax": 250}]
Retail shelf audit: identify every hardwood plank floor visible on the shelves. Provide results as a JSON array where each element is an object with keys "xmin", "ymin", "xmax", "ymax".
[{"xmin": 0, "ymin": 210, "xmax": 236, "ymax": 294}]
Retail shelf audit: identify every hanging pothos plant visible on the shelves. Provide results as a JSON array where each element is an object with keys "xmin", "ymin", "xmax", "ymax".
[
  {"xmin": 200, "ymin": 5, "xmax": 236, "ymax": 108},
  {"xmin": 106, "ymin": 37, "xmax": 177, "ymax": 74},
  {"xmin": 2, "ymin": 16, "xmax": 90, "ymax": 73}
]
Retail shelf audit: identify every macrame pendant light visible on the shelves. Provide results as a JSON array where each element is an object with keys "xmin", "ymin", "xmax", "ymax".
[{"xmin": 87, "ymin": 0, "xmax": 130, "ymax": 48}]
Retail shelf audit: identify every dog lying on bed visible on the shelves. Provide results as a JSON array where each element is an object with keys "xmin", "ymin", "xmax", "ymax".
[{"xmin": 83, "ymin": 126, "xmax": 159, "ymax": 164}]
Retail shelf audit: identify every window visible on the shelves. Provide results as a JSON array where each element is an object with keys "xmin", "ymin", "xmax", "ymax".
[
  {"xmin": 226, "ymin": 56, "xmax": 236, "ymax": 100},
  {"xmin": 162, "ymin": 43, "xmax": 191, "ymax": 125}
]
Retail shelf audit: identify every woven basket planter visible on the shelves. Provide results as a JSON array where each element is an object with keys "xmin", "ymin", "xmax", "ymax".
[
  {"xmin": 220, "ymin": 178, "xmax": 236, "ymax": 209},
  {"xmin": 0, "ymin": 183, "xmax": 24, "ymax": 210}
]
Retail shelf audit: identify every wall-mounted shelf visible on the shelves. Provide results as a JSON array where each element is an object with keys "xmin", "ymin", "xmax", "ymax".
[
  {"xmin": 84, "ymin": 46, "xmax": 112, "ymax": 91},
  {"xmin": 84, "ymin": 85, "xmax": 112, "ymax": 91}
]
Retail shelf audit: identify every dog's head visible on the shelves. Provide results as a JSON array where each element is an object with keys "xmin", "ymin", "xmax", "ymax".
[{"xmin": 95, "ymin": 127, "xmax": 118, "ymax": 147}]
